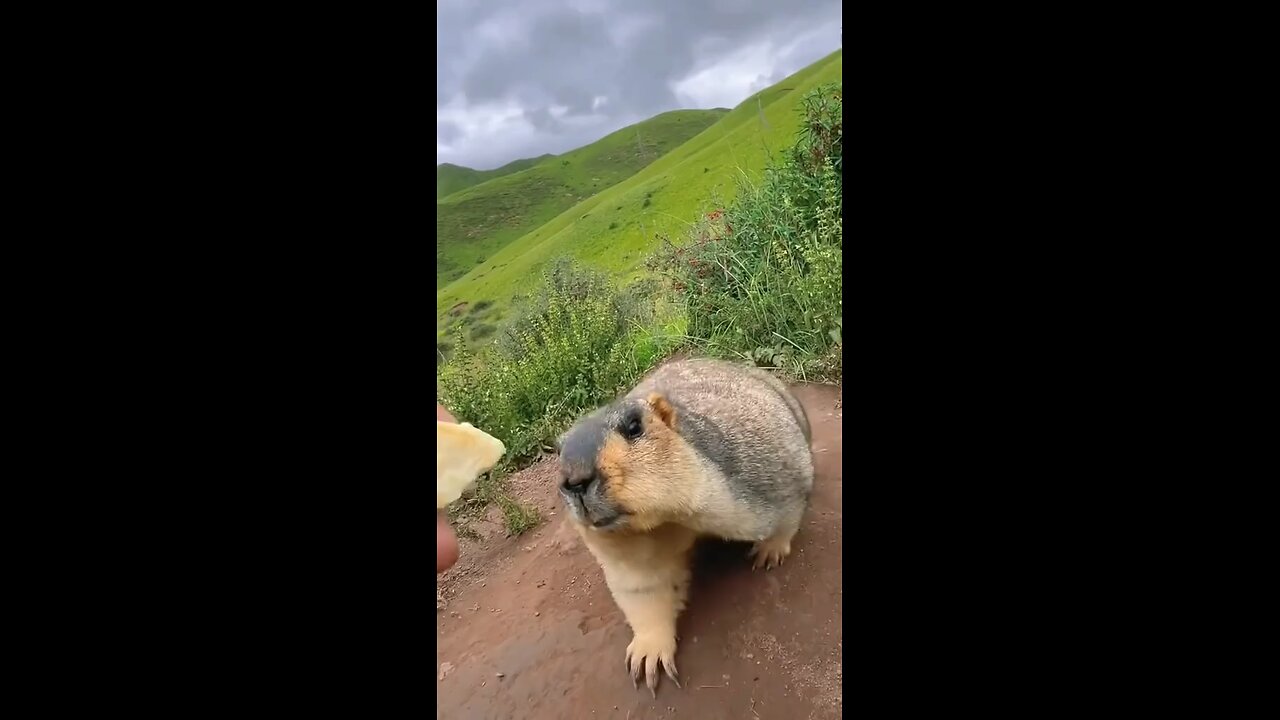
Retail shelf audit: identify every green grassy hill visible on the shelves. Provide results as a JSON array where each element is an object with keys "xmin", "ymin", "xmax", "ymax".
[
  {"xmin": 436, "ymin": 155, "xmax": 551, "ymax": 200},
  {"xmin": 437, "ymin": 49, "xmax": 843, "ymax": 336},
  {"xmin": 436, "ymin": 109, "xmax": 728, "ymax": 289}
]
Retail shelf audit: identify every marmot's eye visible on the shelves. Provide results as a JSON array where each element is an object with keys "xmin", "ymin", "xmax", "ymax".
[{"xmin": 620, "ymin": 414, "xmax": 643, "ymax": 440}]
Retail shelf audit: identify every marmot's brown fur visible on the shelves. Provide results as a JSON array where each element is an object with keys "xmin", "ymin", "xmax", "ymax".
[{"xmin": 556, "ymin": 358, "xmax": 814, "ymax": 695}]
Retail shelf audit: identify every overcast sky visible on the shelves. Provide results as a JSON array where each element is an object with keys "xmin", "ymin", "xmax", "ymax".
[{"xmin": 437, "ymin": 0, "xmax": 842, "ymax": 170}]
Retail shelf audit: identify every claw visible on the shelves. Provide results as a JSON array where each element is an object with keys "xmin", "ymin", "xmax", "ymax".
[
  {"xmin": 664, "ymin": 661, "xmax": 681, "ymax": 689},
  {"xmin": 627, "ymin": 651, "xmax": 639, "ymax": 689},
  {"xmin": 645, "ymin": 655, "xmax": 658, "ymax": 695}
]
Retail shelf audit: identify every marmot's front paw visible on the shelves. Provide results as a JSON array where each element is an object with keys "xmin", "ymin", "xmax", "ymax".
[
  {"xmin": 749, "ymin": 535, "xmax": 792, "ymax": 570},
  {"xmin": 625, "ymin": 632, "xmax": 681, "ymax": 697}
]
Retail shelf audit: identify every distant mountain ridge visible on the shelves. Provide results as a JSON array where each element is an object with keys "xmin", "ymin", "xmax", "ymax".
[
  {"xmin": 435, "ymin": 108, "xmax": 728, "ymax": 288},
  {"xmin": 436, "ymin": 155, "xmax": 553, "ymax": 199}
]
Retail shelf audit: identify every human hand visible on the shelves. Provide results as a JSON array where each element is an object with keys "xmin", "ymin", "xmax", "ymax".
[{"xmin": 437, "ymin": 403, "xmax": 460, "ymax": 573}]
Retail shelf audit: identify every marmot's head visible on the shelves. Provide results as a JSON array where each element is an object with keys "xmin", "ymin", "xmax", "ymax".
[{"xmin": 556, "ymin": 393, "xmax": 690, "ymax": 532}]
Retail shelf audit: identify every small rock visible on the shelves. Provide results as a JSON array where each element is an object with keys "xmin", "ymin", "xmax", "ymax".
[
  {"xmin": 746, "ymin": 653, "xmax": 754, "ymax": 659},
  {"xmin": 496, "ymin": 672, "xmax": 505, "ymax": 678},
  {"xmin": 481, "ymin": 582, "xmax": 486, "ymax": 587},
  {"xmin": 534, "ymin": 611, "xmax": 540, "ymax": 617},
  {"xmin": 438, "ymin": 662, "xmax": 454, "ymax": 681}
]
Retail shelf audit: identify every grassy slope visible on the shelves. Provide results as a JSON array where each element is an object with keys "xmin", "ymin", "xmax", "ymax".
[
  {"xmin": 436, "ymin": 109, "xmax": 728, "ymax": 289},
  {"xmin": 437, "ymin": 49, "xmax": 843, "ymax": 334},
  {"xmin": 436, "ymin": 155, "xmax": 552, "ymax": 200}
]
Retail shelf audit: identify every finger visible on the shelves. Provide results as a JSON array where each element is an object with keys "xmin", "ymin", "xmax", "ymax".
[{"xmin": 436, "ymin": 514, "xmax": 459, "ymax": 573}]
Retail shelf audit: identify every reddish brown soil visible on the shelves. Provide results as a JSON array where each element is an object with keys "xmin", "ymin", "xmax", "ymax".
[{"xmin": 437, "ymin": 384, "xmax": 842, "ymax": 720}]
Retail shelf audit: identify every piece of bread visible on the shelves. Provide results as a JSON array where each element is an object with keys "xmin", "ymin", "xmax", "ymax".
[{"xmin": 436, "ymin": 421, "xmax": 506, "ymax": 508}]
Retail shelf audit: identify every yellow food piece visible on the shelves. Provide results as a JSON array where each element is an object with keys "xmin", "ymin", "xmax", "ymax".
[{"xmin": 437, "ymin": 422, "xmax": 506, "ymax": 508}]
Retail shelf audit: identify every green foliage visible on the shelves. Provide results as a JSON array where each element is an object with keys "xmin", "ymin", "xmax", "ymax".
[
  {"xmin": 438, "ymin": 259, "xmax": 666, "ymax": 473},
  {"xmin": 793, "ymin": 84, "xmax": 842, "ymax": 183},
  {"xmin": 445, "ymin": 467, "xmax": 543, "ymax": 536},
  {"xmin": 649, "ymin": 82, "xmax": 843, "ymax": 381}
]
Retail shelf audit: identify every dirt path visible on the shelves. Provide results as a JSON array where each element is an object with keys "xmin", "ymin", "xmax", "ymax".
[{"xmin": 437, "ymin": 384, "xmax": 842, "ymax": 720}]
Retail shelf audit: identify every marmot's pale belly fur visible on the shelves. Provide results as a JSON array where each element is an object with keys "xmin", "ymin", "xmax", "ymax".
[{"xmin": 556, "ymin": 358, "xmax": 814, "ymax": 696}]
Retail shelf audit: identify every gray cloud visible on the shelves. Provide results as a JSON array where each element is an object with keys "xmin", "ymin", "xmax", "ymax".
[{"xmin": 437, "ymin": 0, "xmax": 841, "ymax": 170}]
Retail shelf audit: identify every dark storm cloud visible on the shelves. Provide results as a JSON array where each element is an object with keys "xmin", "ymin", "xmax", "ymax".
[{"xmin": 436, "ymin": 0, "xmax": 842, "ymax": 170}]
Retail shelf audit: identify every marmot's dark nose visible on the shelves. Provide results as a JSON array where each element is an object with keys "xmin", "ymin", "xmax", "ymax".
[{"xmin": 562, "ymin": 470, "xmax": 597, "ymax": 494}]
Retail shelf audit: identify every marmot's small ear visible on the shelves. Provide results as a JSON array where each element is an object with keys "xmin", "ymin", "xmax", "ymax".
[{"xmin": 646, "ymin": 392, "xmax": 677, "ymax": 429}]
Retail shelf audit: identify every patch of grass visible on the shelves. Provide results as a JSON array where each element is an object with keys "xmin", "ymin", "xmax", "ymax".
[
  {"xmin": 446, "ymin": 469, "xmax": 543, "ymax": 537},
  {"xmin": 495, "ymin": 494, "xmax": 541, "ymax": 535},
  {"xmin": 469, "ymin": 322, "xmax": 496, "ymax": 341}
]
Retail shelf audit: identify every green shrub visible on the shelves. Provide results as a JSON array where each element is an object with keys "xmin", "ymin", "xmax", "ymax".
[
  {"xmin": 438, "ymin": 258, "xmax": 655, "ymax": 467},
  {"xmin": 793, "ymin": 83, "xmax": 842, "ymax": 187}
]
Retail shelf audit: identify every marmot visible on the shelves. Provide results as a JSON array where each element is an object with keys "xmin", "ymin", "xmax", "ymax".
[{"xmin": 556, "ymin": 358, "xmax": 814, "ymax": 695}]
